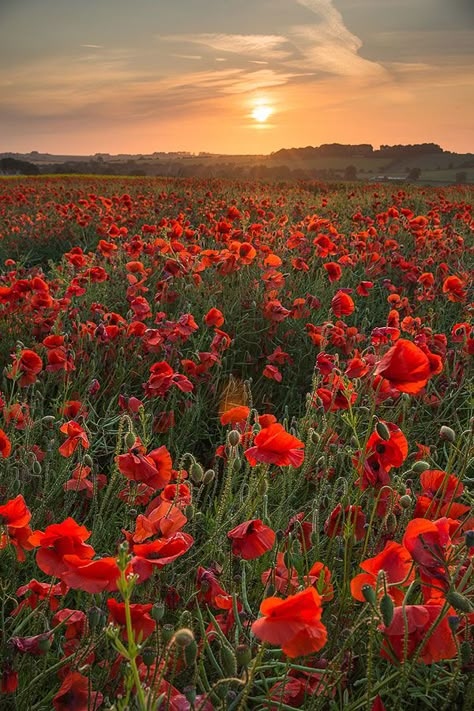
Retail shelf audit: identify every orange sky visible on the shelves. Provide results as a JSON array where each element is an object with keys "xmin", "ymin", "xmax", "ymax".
[{"xmin": 1, "ymin": 0, "xmax": 473, "ymax": 154}]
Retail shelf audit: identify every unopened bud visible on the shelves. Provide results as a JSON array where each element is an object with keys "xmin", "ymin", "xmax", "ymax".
[
  {"xmin": 439, "ymin": 426, "xmax": 456, "ymax": 443},
  {"xmin": 190, "ymin": 462, "xmax": 203, "ymax": 483},
  {"xmin": 311, "ymin": 431, "xmax": 320, "ymax": 445},
  {"xmin": 42, "ymin": 416, "xmax": 55, "ymax": 425},
  {"xmin": 446, "ymin": 591, "xmax": 473, "ymax": 613},
  {"xmin": 184, "ymin": 640, "xmax": 198, "ymax": 666},
  {"xmin": 412, "ymin": 460, "xmax": 430, "ymax": 473},
  {"xmin": 375, "ymin": 421, "xmax": 391, "ymax": 441},
  {"xmin": 33, "ymin": 460, "xmax": 42, "ymax": 475},
  {"xmin": 220, "ymin": 645, "xmax": 237, "ymax": 676},
  {"xmin": 399, "ymin": 494, "xmax": 412, "ymax": 509},
  {"xmin": 227, "ymin": 430, "xmax": 241, "ymax": 447},
  {"xmin": 124, "ymin": 431, "xmax": 136, "ymax": 450},
  {"xmin": 174, "ymin": 628, "xmax": 194, "ymax": 648},
  {"xmin": 380, "ymin": 593, "xmax": 394, "ymax": 627},
  {"xmin": 203, "ymin": 469, "xmax": 215, "ymax": 485},
  {"xmin": 362, "ymin": 584, "xmax": 377, "ymax": 605},
  {"xmin": 83, "ymin": 454, "xmax": 94, "ymax": 468}
]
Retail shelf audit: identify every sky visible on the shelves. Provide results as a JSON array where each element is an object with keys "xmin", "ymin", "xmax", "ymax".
[{"xmin": 1, "ymin": 0, "xmax": 473, "ymax": 155}]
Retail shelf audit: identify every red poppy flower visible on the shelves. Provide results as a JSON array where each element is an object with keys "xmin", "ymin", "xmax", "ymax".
[
  {"xmin": 132, "ymin": 531, "xmax": 194, "ymax": 581},
  {"xmin": 107, "ymin": 598, "xmax": 156, "ymax": 641},
  {"xmin": 331, "ymin": 291, "xmax": 354, "ymax": 317},
  {"xmin": 227, "ymin": 519, "xmax": 276, "ymax": 560},
  {"xmin": 251, "ymin": 587, "xmax": 327, "ymax": 658},
  {"xmin": 29, "ymin": 517, "xmax": 95, "ymax": 578},
  {"xmin": 402, "ymin": 517, "xmax": 458, "ymax": 592},
  {"xmin": 375, "ymin": 339, "xmax": 439, "ymax": 394},
  {"xmin": 53, "ymin": 672, "xmax": 103, "ymax": 711},
  {"xmin": 0, "ymin": 495, "xmax": 31, "ymax": 528},
  {"xmin": 204, "ymin": 307, "xmax": 224, "ymax": 327},
  {"xmin": 9, "ymin": 349, "xmax": 43, "ymax": 387},
  {"xmin": 13, "ymin": 579, "xmax": 67, "ymax": 616},
  {"xmin": 245, "ymin": 423, "xmax": 304, "ymax": 468},
  {"xmin": 220, "ymin": 405, "xmax": 250, "ymax": 425},
  {"xmin": 351, "ymin": 541, "xmax": 413, "ymax": 604},
  {"xmin": 116, "ymin": 441, "xmax": 172, "ymax": 490},
  {"xmin": 52, "ymin": 608, "xmax": 87, "ymax": 640},
  {"xmin": 60, "ymin": 555, "xmax": 122, "ymax": 593},
  {"xmin": 323, "ymin": 262, "xmax": 342, "ymax": 282},
  {"xmin": 59, "ymin": 421, "xmax": 89, "ymax": 457},
  {"xmin": 366, "ymin": 421, "xmax": 408, "ymax": 470},
  {"xmin": 380, "ymin": 604, "xmax": 457, "ymax": 664},
  {"xmin": 324, "ymin": 504, "xmax": 366, "ymax": 541},
  {"xmin": 0, "ymin": 428, "xmax": 11, "ymax": 458},
  {"xmin": 442, "ymin": 275, "xmax": 466, "ymax": 302}
]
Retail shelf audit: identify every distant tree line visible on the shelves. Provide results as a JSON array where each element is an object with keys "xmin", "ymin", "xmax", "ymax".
[{"xmin": 0, "ymin": 157, "xmax": 40, "ymax": 175}]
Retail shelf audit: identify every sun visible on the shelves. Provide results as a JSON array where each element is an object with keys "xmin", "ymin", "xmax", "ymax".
[{"xmin": 251, "ymin": 104, "xmax": 273, "ymax": 123}]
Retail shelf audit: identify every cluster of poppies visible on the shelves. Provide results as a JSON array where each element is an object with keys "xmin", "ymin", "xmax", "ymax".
[{"xmin": 0, "ymin": 176, "xmax": 472, "ymax": 709}]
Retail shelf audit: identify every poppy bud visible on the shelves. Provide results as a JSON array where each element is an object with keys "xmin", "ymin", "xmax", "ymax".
[
  {"xmin": 375, "ymin": 421, "xmax": 391, "ymax": 441},
  {"xmin": 190, "ymin": 462, "xmax": 203, "ymax": 483},
  {"xmin": 361, "ymin": 584, "xmax": 376, "ymax": 604},
  {"xmin": 185, "ymin": 504, "xmax": 195, "ymax": 520},
  {"xmin": 83, "ymin": 454, "xmax": 94, "ymax": 467},
  {"xmin": 184, "ymin": 640, "xmax": 198, "ymax": 666},
  {"xmin": 380, "ymin": 594, "xmax": 394, "ymax": 627},
  {"xmin": 258, "ymin": 477, "xmax": 268, "ymax": 496},
  {"xmin": 399, "ymin": 494, "xmax": 412, "ymax": 509},
  {"xmin": 439, "ymin": 426, "xmax": 456, "ymax": 443},
  {"xmin": 33, "ymin": 460, "xmax": 42, "ymax": 475},
  {"xmin": 236, "ymin": 644, "xmax": 252, "ymax": 668},
  {"xmin": 220, "ymin": 645, "xmax": 237, "ymax": 676},
  {"xmin": 124, "ymin": 431, "xmax": 136, "ymax": 450},
  {"xmin": 151, "ymin": 601, "xmax": 165, "ymax": 622},
  {"xmin": 42, "ymin": 416, "xmax": 55, "ymax": 425},
  {"xmin": 88, "ymin": 606, "xmax": 106, "ymax": 630},
  {"xmin": 203, "ymin": 469, "xmax": 215, "ymax": 485},
  {"xmin": 227, "ymin": 430, "xmax": 240, "ymax": 447},
  {"xmin": 232, "ymin": 457, "xmax": 241, "ymax": 472},
  {"xmin": 448, "ymin": 616, "xmax": 461, "ymax": 633},
  {"xmin": 174, "ymin": 628, "xmax": 194, "ymax": 648},
  {"xmin": 412, "ymin": 460, "xmax": 430, "ymax": 473},
  {"xmin": 141, "ymin": 648, "xmax": 155, "ymax": 667},
  {"xmin": 446, "ymin": 591, "xmax": 473, "ymax": 613},
  {"xmin": 311, "ymin": 431, "xmax": 320, "ymax": 445},
  {"xmin": 385, "ymin": 513, "xmax": 398, "ymax": 533},
  {"xmin": 464, "ymin": 530, "xmax": 474, "ymax": 548}
]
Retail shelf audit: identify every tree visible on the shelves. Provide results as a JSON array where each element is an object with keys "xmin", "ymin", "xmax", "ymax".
[
  {"xmin": 407, "ymin": 167, "xmax": 421, "ymax": 181},
  {"xmin": 344, "ymin": 165, "xmax": 357, "ymax": 181}
]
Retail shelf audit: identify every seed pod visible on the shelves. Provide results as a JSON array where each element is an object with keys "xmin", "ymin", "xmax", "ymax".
[
  {"xmin": 362, "ymin": 584, "xmax": 376, "ymax": 605},
  {"xmin": 412, "ymin": 460, "xmax": 430, "ymax": 473},
  {"xmin": 375, "ymin": 421, "xmax": 391, "ymax": 441},
  {"xmin": 380, "ymin": 594, "xmax": 394, "ymax": 627},
  {"xmin": 448, "ymin": 615, "xmax": 460, "ymax": 633},
  {"xmin": 227, "ymin": 430, "xmax": 240, "ymax": 447},
  {"xmin": 161, "ymin": 624, "xmax": 174, "ymax": 643},
  {"xmin": 439, "ymin": 425, "xmax": 456, "ymax": 443},
  {"xmin": 184, "ymin": 639, "xmax": 198, "ymax": 666},
  {"xmin": 236, "ymin": 644, "xmax": 252, "ymax": 668},
  {"xmin": 151, "ymin": 601, "xmax": 165, "ymax": 622},
  {"xmin": 174, "ymin": 628, "xmax": 194, "ymax": 648},
  {"xmin": 220, "ymin": 645, "xmax": 237, "ymax": 676},
  {"xmin": 141, "ymin": 648, "xmax": 155, "ymax": 667},
  {"xmin": 446, "ymin": 591, "xmax": 473, "ymax": 613},
  {"xmin": 124, "ymin": 431, "xmax": 136, "ymax": 450}
]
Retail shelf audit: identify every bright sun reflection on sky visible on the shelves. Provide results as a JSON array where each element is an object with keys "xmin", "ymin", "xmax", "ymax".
[{"xmin": 250, "ymin": 102, "xmax": 273, "ymax": 123}]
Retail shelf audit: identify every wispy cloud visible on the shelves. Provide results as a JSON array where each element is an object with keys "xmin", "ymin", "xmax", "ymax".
[
  {"xmin": 159, "ymin": 33, "xmax": 292, "ymax": 60},
  {"xmin": 80, "ymin": 44, "xmax": 104, "ymax": 49}
]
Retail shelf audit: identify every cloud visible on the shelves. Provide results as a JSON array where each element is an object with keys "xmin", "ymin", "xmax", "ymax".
[
  {"xmin": 80, "ymin": 44, "xmax": 104, "ymax": 49},
  {"xmin": 159, "ymin": 33, "xmax": 292, "ymax": 60},
  {"xmin": 290, "ymin": 0, "xmax": 387, "ymax": 80}
]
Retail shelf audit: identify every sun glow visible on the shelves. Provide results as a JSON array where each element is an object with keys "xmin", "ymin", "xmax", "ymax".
[{"xmin": 250, "ymin": 103, "xmax": 273, "ymax": 123}]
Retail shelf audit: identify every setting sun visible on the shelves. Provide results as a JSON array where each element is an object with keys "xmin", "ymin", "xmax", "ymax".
[{"xmin": 250, "ymin": 104, "xmax": 273, "ymax": 123}]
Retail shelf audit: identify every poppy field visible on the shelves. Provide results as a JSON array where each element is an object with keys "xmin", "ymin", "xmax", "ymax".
[{"xmin": 0, "ymin": 175, "xmax": 473, "ymax": 710}]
